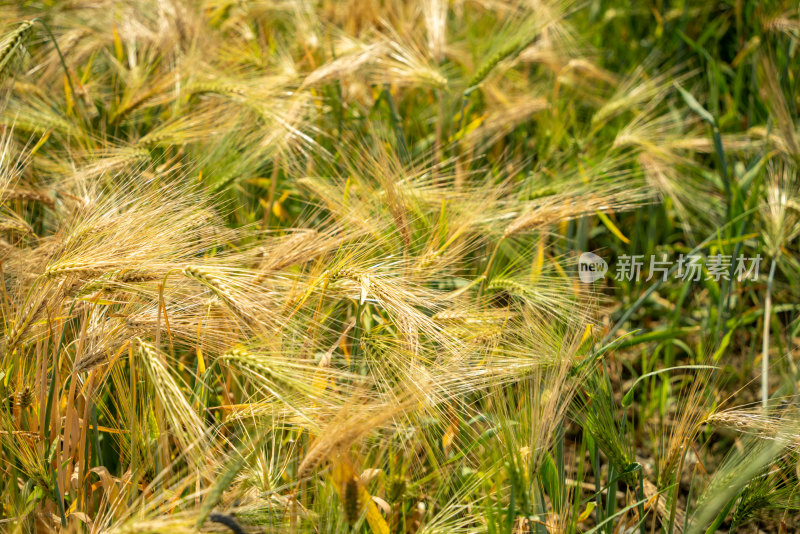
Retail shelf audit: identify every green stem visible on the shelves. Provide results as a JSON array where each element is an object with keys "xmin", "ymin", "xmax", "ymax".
[
  {"xmin": 33, "ymin": 19, "xmax": 86, "ymax": 125},
  {"xmin": 761, "ymin": 257, "xmax": 777, "ymax": 409},
  {"xmin": 478, "ymin": 237, "xmax": 504, "ymax": 297}
]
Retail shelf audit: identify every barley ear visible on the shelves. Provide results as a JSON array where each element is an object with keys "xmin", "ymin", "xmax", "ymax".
[{"xmin": 0, "ymin": 21, "xmax": 34, "ymax": 75}]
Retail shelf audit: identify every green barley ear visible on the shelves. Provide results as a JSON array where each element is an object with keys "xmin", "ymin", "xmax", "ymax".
[
  {"xmin": 572, "ymin": 374, "xmax": 636, "ymax": 484},
  {"xmin": 196, "ymin": 451, "xmax": 248, "ymax": 529},
  {"xmin": 343, "ymin": 475, "xmax": 361, "ymax": 525},
  {"xmin": 137, "ymin": 339, "xmax": 207, "ymax": 466},
  {"xmin": 387, "ymin": 475, "xmax": 407, "ymax": 503},
  {"xmin": 0, "ymin": 21, "xmax": 34, "ymax": 76},
  {"xmin": 464, "ymin": 9, "xmax": 562, "ymax": 95},
  {"xmin": 466, "ymin": 37, "xmax": 534, "ymax": 95},
  {"xmin": 687, "ymin": 438, "xmax": 786, "ymax": 534},
  {"xmin": 196, "ymin": 431, "xmax": 269, "ymax": 529}
]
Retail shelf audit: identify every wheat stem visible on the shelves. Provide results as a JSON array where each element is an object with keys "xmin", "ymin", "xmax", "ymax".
[{"xmin": 761, "ymin": 258, "xmax": 777, "ymax": 409}]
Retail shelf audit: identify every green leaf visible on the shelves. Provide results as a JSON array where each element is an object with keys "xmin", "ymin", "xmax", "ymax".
[
  {"xmin": 540, "ymin": 452, "xmax": 563, "ymax": 510},
  {"xmin": 675, "ymin": 83, "xmax": 716, "ymax": 126},
  {"xmin": 622, "ymin": 365, "xmax": 717, "ymax": 407}
]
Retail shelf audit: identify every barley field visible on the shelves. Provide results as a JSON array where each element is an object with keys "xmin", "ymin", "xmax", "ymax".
[{"xmin": 0, "ymin": 1, "xmax": 799, "ymax": 533}]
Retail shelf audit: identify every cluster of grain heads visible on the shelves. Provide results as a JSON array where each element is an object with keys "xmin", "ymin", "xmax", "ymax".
[{"xmin": 4, "ymin": 0, "xmax": 796, "ymax": 531}]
